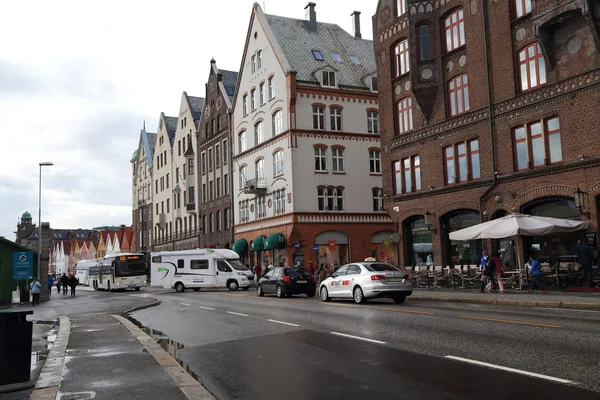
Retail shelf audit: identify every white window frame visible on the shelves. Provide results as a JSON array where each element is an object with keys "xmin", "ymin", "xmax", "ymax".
[
  {"xmin": 268, "ymin": 76, "xmax": 275, "ymax": 100},
  {"xmin": 369, "ymin": 150, "xmax": 382, "ymax": 174},
  {"xmin": 313, "ymin": 106, "xmax": 325, "ymax": 130},
  {"xmin": 314, "ymin": 147, "xmax": 327, "ymax": 172},
  {"xmin": 272, "ymin": 110, "xmax": 283, "ymax": 135},
  {"xmin": 372, "ymin": 188, "xmax": 384, "ymax": 212},
  {"xmin": 331, "ymin": 148, "xmax": 344, "ymax": 172},
  {"xmin": 259, "ymin": 83, "xmax": 265, "ymax": 105},
  {"xmin": 330, "ymin": 107, "xmax": 342, "ymax": 131},
  {"xmin": 251, "ymin": 89, "xmax": 256, "ymax": 111},
  {"xmin": 255, "ymin": 159, "xmax": 264, "ymax": 179},
  {"xmin": 367, "ymin": 111, "xmax": 379, "ymax": 133},
  {"xmin": 239, "ymin": 166, "xmax": 247, "ymax": 189},
  {"xmin": 251, "ymin": 54, "xmax": 256, "ymax": 73},
  {"xmin": 238, "ymin": 131, "xmax": 246, "ymax": 153},
  {"xmin": 254, "ymin": 121, "xmax": 263, "ymax": 145},
  {"xmin": 322, "ymin": 70, "xmax": 336, "ymax": 87},
  {"xmin": 273, "ymin": 150, "xmax": 284, "ymax": 177},
  {"xmin": 257, "ymin": 50, "xmax": 263, "ymax": 69}
]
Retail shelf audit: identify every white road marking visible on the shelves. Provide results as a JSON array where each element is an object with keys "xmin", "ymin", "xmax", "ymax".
[
  {"xmin": 226, "ymin": 311, "xmax": 248, "ymax": 317},
  {"xmin": 200, "ymin": 306, "xmax": 215, "ymax": 310},
  {"xmin": 445, "ymin": 356, "xmax": 576, "ymax": 384},
  {"xmin": 329, "ymin": 332, "xmax": 386, "ymax": 345},
  {"xmin": 267, "ymin": 319, "xmax": 300, "ymax": 327},
  {"xmin": 179, "ymin": 303, "xmax": 192, "ymax": 306},
  {"xmin": 537, "ymin": 307, "xmax": 599, "ymax": 313}
]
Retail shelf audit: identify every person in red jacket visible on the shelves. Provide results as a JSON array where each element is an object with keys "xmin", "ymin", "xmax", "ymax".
[{"xmin": 486, "ymin": 251, "xmax": 504, "ymax": 293}]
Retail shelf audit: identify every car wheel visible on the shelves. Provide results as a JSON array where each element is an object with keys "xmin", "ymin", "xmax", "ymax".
[
  {"xmin": 353, "ymin": 286, "xmax": 366, "ymax": 304},
  {"xmin": 93, "ymin": 281, "xmax": 98, "ymax": 291},
  {"xmin": 193, "ymin": 288, "xmax": 200, "ymax": 292},
  {"xmin": 276, "ymin": 285, "xmax": 284, "ymax": 298},
  {"xmin": 135, "ymin": 287, "xmax": 141, "ymax": 291},
  {"xmin": 320, "ymin": 286, "xmax": 331, "ymax": 302},
  {"xmin": 306, "ymin": 291, "xmax": 316, "ymax": 298},
  {"xmin": 175, "ymin": 282, "xmax": 185, "ymax": 293},
  {"xmin": 228, "ymin": 280, "xmax": 239, "ymax": 291},
  {"xmin": 241, "ymin": 287, "xmax": 250, "ymax": 291},
  {"xmin": 393, "ymin": 296, "xmax": 406, "ymax": 304},
  {"xmin": 107, "ymin": 281, "xmax": 111, "ymax": 292},
  {"xmin": 257, "ymin": 284, "xmax": 264, "ymax": 297}
]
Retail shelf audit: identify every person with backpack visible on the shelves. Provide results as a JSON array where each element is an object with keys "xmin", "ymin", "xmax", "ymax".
[
  {"xmin": 61, "ymin": 273, "xmax": 69, "ymax": 295},
  {"xmin": 479, "ymin": 250, "xmax": 498, "ymax": 293},
  {"xmin": 486, "ymin": 251, "xmax": 504, "ymax": 293}
]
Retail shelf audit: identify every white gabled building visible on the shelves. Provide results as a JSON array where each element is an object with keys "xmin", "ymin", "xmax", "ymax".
[
  {"xmin": 231, "ymin": 3, "xmax": 394, "ymax": 269},
  {"xmin": 131, "ymin": 123, "xmax": 156, "ymax": 254}
]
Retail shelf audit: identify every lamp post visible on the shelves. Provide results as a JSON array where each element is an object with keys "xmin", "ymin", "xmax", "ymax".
[{"xmin": 38, "ymin": 162, "xmax": 54, "ymax": 280}]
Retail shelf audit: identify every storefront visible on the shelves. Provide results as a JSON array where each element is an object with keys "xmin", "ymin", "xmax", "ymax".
[
  {"xmin": 315, "ymin": 231, "xmax": 349, "ymax": 268},
  {"xmin": 250, "ymin": 235, "xmax": 268, "ymax": 269},
  {"xmin": 370, "ymin": 230, "xmax": 396, "ymax": 264},
  {"xmin": 264, "ymin": 233, "xmax": 286, "ymax": 266},
  {"xmin": 232, "ymin": 238, "xmax": 248, "ymax": 264},
  {"xmin": 443, "ymin": 210, "xmax": 482, "ymax": 267},
  {"xmin": 403, "ymin": 217, "xmax": 433, "ymax": 268}
]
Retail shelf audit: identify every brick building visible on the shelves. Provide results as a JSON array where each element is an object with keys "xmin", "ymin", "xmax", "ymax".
[{"xmin": 373, "ymin": 0, "xmax": 600, "ymax": 268}]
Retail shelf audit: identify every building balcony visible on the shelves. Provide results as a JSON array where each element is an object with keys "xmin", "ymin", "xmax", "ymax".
[
  {"xmin": 137, "ymin": 199, "xmax": 147, "ymax": 207},
  {"xmin": 243, "ymin": 177, "xmax": 267, "ymax": 194},
  {"xmin": 174, "ymin": 208, "xmax": 182, "ymax": 220},
  {"xmin": 186, "ymin": 203, "xmax": 197, "ymax": 214}
]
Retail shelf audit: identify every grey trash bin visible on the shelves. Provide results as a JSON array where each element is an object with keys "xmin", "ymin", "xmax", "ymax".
[{"xmin": 0, "ymin": 310, "xmax": 33, "ymax": 385}]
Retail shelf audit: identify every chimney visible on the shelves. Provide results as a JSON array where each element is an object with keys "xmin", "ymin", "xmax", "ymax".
[
  {"xmin": 305, "ymin": 2, "xmax": 317, "ymax": 33},
  {"xmin": 351, "ymin": 11, "xmax": 361, "ymax": 39}
]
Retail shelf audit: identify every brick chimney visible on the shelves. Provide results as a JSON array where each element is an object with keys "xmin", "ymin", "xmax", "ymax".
[
  {"xmin": 305, "ymin": 2, "xmax": 317, "ymax": 33},
  {"xmin": 351, "ymin": 11, "xmax": 361, "ymax": 39}
]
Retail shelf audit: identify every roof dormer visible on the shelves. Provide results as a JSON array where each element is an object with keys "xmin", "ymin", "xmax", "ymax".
[{"xmin": 314, "ymin": 65, "xmax": 339, "ymax": 89}]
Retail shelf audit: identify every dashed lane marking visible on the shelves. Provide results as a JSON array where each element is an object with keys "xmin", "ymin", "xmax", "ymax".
[
  {"xmin": 179, "ymin": 303, "xmax": 192, "ymax": 307},
  {"xmin": 330, "ymin": 332, "xmax": 386, "ymax": 345},
  {"xmin": 226, "ymin": 311, "xmax": 248, "ymax": 317},
  {"xmin": 200, "ymin": 306, "xmax": 216, "ymax": 310},
  {"xmin": 267, "ymin": 319, "xmax": 300, "ymax": 327}
]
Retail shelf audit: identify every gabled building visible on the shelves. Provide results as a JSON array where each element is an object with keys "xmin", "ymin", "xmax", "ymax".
[
  {"xmin": 131, "ymin": 123, "xmax": 157, "ymax": 255},
  {"xmin": 231, "ymin": 3, "xmax": 394, "ymax": 268},
  {"xmin": 152, "ymin": 112, "xmax": 179, "ymax": 251},
  {"xmin": 197, "ymin": 59, "xmax": 238, "ymax": 250}
]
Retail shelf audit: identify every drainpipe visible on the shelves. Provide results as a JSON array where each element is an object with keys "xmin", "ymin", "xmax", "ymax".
[{"xmin": 478, "ymin": 0, "xmax": 497, "ymax": 221}]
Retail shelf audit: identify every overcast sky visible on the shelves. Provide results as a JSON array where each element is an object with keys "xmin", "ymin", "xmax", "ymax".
[{"xmin": 0, "ymin": 0, "xmax": 377, "ymax": 240}]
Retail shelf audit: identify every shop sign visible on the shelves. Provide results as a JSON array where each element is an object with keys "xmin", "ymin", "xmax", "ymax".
[
  {"xmin": 328, "ymin": 240, "xmax": 336, "ymax": 249},
  {"xmin": 293, "ymin": 241, "xmax": 301, "ymax": 249},
  {"xmin": 586, "ymin": 232, "xmax": 597, "ymax": 248}
]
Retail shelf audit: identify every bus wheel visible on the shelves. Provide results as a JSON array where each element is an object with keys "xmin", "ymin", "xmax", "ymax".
[
  {"xmin": 93, "ymin": 281, "xmax": 98, "ymax": 291},
  {"xmin": 175, "ymin": 282, "xmax": 185, "ymax": 293}
]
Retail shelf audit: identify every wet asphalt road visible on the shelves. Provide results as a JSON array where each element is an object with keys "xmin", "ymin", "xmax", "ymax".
[{"xmin": 132, "ymin": 289, "xmax": 600, "ymax": 399}]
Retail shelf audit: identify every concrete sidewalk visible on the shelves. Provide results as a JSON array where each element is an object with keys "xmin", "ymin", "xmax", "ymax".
[
  {"xmin": 411, "ymin": 288, "xmax": 600, "ymax": 310},
  {"xmin": 28, "ymin": 314, "xmax": 214, "ymax": 400}
]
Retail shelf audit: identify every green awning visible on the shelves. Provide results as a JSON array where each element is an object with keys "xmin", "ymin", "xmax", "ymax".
[
  {"xmin": 264, "ymin": 233, "xmax": 286, "ymax": 250},
  {"xmin": 250, "ymin": 235, "xmax": 266, "ymax": 252},
  {"xmin": 232, "ymin": 238, "xmax": 248, "ymax": 254}
]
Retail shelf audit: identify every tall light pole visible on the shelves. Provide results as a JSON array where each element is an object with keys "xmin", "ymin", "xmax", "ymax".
[{"xmin": 38, "ymin": 162, "xmax": 54, "ymax": 280}]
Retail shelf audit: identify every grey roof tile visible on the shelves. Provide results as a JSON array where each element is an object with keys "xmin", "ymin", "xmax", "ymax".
[
  {"xmin": 220, "ymin": 70, "xmax": 239, "ymax": 103},
  {"xmin": 147, "ymin": 132, "xmax": 157, "ymax": 154},
  {"xmin": 264, "ymin": 14, "xmax": 376, "ymax": 89},
  {"xmin": 188, "ymin": 96, "xmax": 205, "ymax": 113}
]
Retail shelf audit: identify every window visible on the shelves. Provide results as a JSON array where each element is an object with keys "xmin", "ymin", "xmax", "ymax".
[
  {"xmin": 178, "ymin": 140, "xmax": 181, "ymax": 156},
  {"xmin": 155, "ymin": 180, "xmax": 158, "ymax": 194},
  {"xmin": 215, "ymin": 144, "xmax": 220, "ymax": 167},
  {"xmin": 514, "ymin": 0, "xmax": 532, "ymax": 19},
  {"xmin": 313, "ymin": 106, "xmax": 325, "ymax": 130},
  {"xmin": 418, "ymin": 25, "xmax": 431, "ymax": 61},
  {"xmin": 251, "ymin": 89, "xmax": 256, "ymax": 111},
  {"xmin": 371, "ymin": 77, "xmax": 378, "ymax": 92},
  {"xmin": 224, "ymin": 173, "xmax": 229, "ymax": 195},
  {"xmin": 332, "ymin": 148, "xmax": 344, "ymax": 172},
  {"xmin": 397, "ymin": 0, "xmax": 407, "ymax": 16},
  {"xmin": 217, "ymin": 211, "xmax": 222, "ymax": 231},
  {"xmin": 209, "ymin": 181, "xmax": 213, "ymax": 200},
  {"xmin": 225, "ymin": 208, "xmax": 230, "ymax": 228},
  {"xmin": 201, "ymin": 153, "xmax": 206, "ymax": 175},
  {"xmin": 239, "ymin": 200, "xmax": 250, "ymax": 223},
  {"xmin": 257, "ymin": 50, "xmax": 263, "ymax": 69},
  {"xmin": 211, "ymin": 119, "xmax": 214, "ymax": 136},
  {"xmin": 272, "ymin": 111, "xmax": 283, "ymax": 135},
  {"xmin": 312, "ymin": 50, "xmax": 324, "ymax": 61},
  {"xmin": 202, "ymin": 183, "xmax": 207, "ymax": 203},
  {"xmin": 239, "ymin": 166, "xmax": 247, "ymax": 188},
  {"xmin": 268, "ymin": 76, "xmax": 275, "ymax": 100},
  {"xmin": 256, "ymin": 195, "xmax": 267, "ymax": 219},
  {"xmin": 317, "ymin": 187, "xmax": 344, "ymax": 211},
  {"xmin": 166, "ymin": 173, "xmax": 170, "ymax": 189},
  {"xmin": 216, "ymin": 177, "xmax": 221, "ymax": 198},
  {"xmin": 273, "ymin": 150, "xmax": 284, "ymax": 176},
  {"xmin": 188, "ymin": 159, "xmax": 194, "ymax": 176},
  {"xmin": 444, "ymin": 139, "xmax": 480, "ymax": 184},
  {"xmin": 202, "ymin": 215, "xmax": 207, "ymax": 233},
  {"xmin": 448, "ymin": 75, "xmax": 470, "ymax": 116},
  {"xmin": 243, "ymin": 95, "xmax": 248, "ymax": 115},
  {"xmin": 210, "ymin": 213, "xmax": 215, "ymax": 233},
  {"xmin": 322, "ymin": 71, "xmax": 336, "ymax": 87},
  {"xmin": 393, "ymin": 156, "xmax": 421, "ymax": 194},
  {"xmin": 349, "ymin": 56, "xmax": 360, "ymax": 64},
  {"xmin": 208, "ymin": 148, "xmax": 213, "ymax": 171},
  {"xmin": 372, "ymin": 188, "xmax": 384, "ymax": 212},
  {"xmin": 217, "ymin": 114, "xmax": 222, "ymax": 131},
  {"xmin": 205, "ymin": 123, "xmax": 210, "ymax": 137},
  {"xmin": 166, "ymin": 199, "xmax": 170, "ymax": 213},
  {"xmin": 369, "ymin": 150, "xmax": 382, "ymax": 174},
  {"xmin": 332, "ymin": 53, "xmax": 343, "ymax": 62},
  {"xmin": 238, "ymin": 131, "xmax": 246, "ymax": 153},
  {"xmin": 444, "ymin": 9, "xmax": 465, "ymax": 52},
  {"xmin": 514, "ymin": 117, "xmax": 562, "ymax": 171},
  {"xmin": 259, "ymin": 83, "xmax": 265, "ymax": 105},
  {"xmin": 274, "ymin": 189, "xmax": 286, "ymax": 215},
  {"xmin": 191, "ymin": 260, "xmax": 208, "ymax": 270},
  {"xmin": 330, "ymin": 108, "xmax": 342, "ymax": 131},
  {"xmin": 254, "ymin": 121, "xmax": 263, "ymax": 145},
  {"xmin": 189, "ymin": 186, "xmax": 195, "ymax": 204},
  {"xmin": 397, "ymin": 98, "xmax": 414, "ymax": 134},
  {"xmin": 251, "ymin": 54, "xmax": 256, "ymax": 73},
  {"xmin": 315, "ymin": 147, "xmax": 327, "ymax": 172},
  {"xmin": 156, "ymin": 203, "xmax": 159, "ymax": 215},
  {"xmin": 223, "ymin": 140, "xmax": 228, "ymax": 165},
  {"xmin": 367, "ymin": 111, "xmax": 379, "ymax": 134},
  {"xmin": 519, "ymin": 43, "xmax": 546, "ymax": 92},
  {"xmin": 255, "ymin": 159, "xmax": 264, "ymax": 179},
  {"xmin": 393, "ymin": 40, "xmax": 410, "ymax": 77}
]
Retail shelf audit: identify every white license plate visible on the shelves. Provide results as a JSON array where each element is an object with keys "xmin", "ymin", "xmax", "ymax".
[
  {"xmin": 387, "ymin": 278, "xmax": 404, "ymax": 283},
  {"xmin": 297, "ymin": 280, "xmax": 307, "ymax": 283}
]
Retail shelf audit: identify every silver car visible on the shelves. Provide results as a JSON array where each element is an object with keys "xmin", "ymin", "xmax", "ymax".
[{"xmin": 319, "ymin": 262, "xmax": 413, "ymax": 304}]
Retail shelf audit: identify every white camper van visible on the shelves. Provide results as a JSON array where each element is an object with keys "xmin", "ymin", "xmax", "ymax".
[
  {"xmin": 151, "ymin": 249, "xmax": 254, "ymax": 292},
  {"xmin": 74, "ymin": 259, "xmax": 98, "ymax": 286}
]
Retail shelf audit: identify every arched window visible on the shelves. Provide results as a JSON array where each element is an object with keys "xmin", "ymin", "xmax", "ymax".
[
  {"xmin": 254, "ymin": 121, "xmax": 263, "ymax": 145},
  {"xmin": 239, "ymin": 165, "xmax": 247, "ymax": 189},
  {"xmin": 273, "ymin": 150, "xmax": 284, "ymax": 176},
  {"xmin": 242, "ymin": 94, "xmax": 248, "ymax": 116},
  {"xmin": 238, "ymin": 130, "xmax": 247, "ymax": 153},
  {"xmin": 444, "ymin": 9, "xmax": 465, "ymax": 52},
  {"xmin": 418, "ymin": 24, "xmax": 431, "ymax": 61},
  {"xmin": 255, "ymin": 158, "xmax": 264, "ymax": 179},
  {"xmin": 272, "ymin": 110, "xmax": 283, "ymax": 135},
  {"xmin": 257, "ymin": 50, "xmax": 263, "ymax": 69},
  {"xmin": 518, "ymin": 43, "xmax": 546, "ymax": 92},
  {"xmin": 393, "ymin": 39, "xmax": 410, "ymax": 77},
  {"xmin": 396, "ymin": 98, "xmax": 414, "ymax": 134}
]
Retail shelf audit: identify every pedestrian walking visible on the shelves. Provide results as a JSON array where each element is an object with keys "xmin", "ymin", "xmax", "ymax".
[
  {"xmin": 307, "ymin": 261, "xmax": 315, "ymax": 280},
  {"xmin": 30, "ymin": 277, "xmax": 41, "ymax": 306},
  {"xmin": 254, "ymin": 264, "xmax": 262, "ymax": 280},
  {"xmin": 56, "ymin": 279, "xmax": 61, "ymax": 294},
  {"xmin": 48, "ymin": 275, "xmax": 54, "ymax": 297},
  {"xmin": 486, "ymin": 251, "xmax": 504, "ymax": 293},
  {"xmin": 69, "ymin": 275, "xmax": 79, "ymax": 297},
  {"xmin": 576, "ymin": 241, "xmax": 595, "ymax": 288},
  {"xmin": 479, "ymin": 250, "xmax": 498, "ymax": 293},
  {"xmin": 318, "ymin": 263, "xmax": 327, "ymax": 283},
  {"xmin": 61, "ymin": 273, "xmax": 69, "ymax": 295},
  {"xmin": 528, "ymin": 254, "xmax": 545, "ymax": 293}
]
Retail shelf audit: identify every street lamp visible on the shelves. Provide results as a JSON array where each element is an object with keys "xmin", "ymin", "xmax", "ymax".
[
  {"xmin": 38, "ymin": 162, "xmax": 54, "ymax": 280},
  {"xmin": 573, "ymin": 187, "xmax": 589, "ymax": 218}
]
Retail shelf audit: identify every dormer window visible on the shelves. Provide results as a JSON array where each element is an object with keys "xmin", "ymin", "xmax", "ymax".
[
  {"xmin": 371, "ymin": 77, "xmax": 378, "ymax": 92},
  {"xmin": 312, "ymin": 50, "xmax": 324, "ymax": 61},
  {"xmin": 322, "ymin": 71, "xmax": 336, "ymax": 87}
]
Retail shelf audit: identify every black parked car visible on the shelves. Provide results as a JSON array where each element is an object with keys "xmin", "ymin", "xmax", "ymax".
[{"xmin": 256, "ymin": 267, "xmax": 316, "ymax": 298}]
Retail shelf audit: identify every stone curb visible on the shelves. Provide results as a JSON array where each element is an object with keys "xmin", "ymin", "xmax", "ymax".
[
  {"xmin": 122, "ymin": 298, "xmax": 161, "ymax": 314},
  {"xmin": 0, "ymin": 381, "xmax": 34, "ymax": 394},
  {"xmin": 411, "ymin": 295, "xmax": 600, "ymax": 311},
  {"xmin": 29, "ymin": 316, "xmax": 70, "ymax": 400},
  {"xmin": 112, "ymin": 315, "xmax": 215, "ymax": 400}
]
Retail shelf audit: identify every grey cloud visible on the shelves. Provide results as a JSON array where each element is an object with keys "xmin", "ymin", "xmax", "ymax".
[
  {"xmin": 0, "ymin": 176, "xmax": 38, "ymax": 239},
  {"xmin": 0, "ymin": 59, "xmax": 42, "ymax": 96}
]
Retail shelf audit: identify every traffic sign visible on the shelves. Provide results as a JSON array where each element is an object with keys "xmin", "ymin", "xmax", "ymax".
[
  {"xmin": 293, "ymin": 241, "xmax": 301, "ymax": 249},
  {"xmin": 13, "ymin": 251, "xmax": 33, "ymax": 280},
  {"xmin": 311, "ymin": 245, "xmax": 319, "ymax": 251}
]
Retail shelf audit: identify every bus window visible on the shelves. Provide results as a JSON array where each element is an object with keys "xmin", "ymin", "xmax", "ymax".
[
  {"xmin": 177, "ymin": 259, "xmax": 184, "ymax": 269},
  {"xmin": 190, "ymin": 260, "xmax": 208, "ymax": 269},
  {"xmin": 152, "ymin": 256, "xmax": 161, "ymax": 263}
]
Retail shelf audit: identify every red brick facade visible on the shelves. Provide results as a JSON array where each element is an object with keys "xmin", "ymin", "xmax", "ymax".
[{"xmin": 373, "ymin": 0, "xmax": 600, "ymax": 267}]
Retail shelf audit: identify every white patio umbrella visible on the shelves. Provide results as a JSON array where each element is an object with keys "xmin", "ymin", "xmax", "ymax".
[{"xmin": 449, "ymin": 213, "xmax": 588, "ymax": 288}]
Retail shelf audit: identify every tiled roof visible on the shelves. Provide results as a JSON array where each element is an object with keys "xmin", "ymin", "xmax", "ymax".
[
  {"xmin": 263, "ymin": 13, "xmax": 376, "ymax": 89},
  {"xmin": 164, "ymin": 116, "xmax": 178, "ymax": 134},
  {"xmin": 146, "ymin": 132, "xmax": 157, "ymax": 155},
  {"xmin": 188, "ymin": 96, "xmax": 205, "ymax": 113},
  {"xmin": 220, "ymin": 70, "xmax": 239, "ymax": 103}
]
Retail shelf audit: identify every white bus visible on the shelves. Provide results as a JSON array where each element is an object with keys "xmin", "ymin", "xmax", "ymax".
[
  {"xmin": 74, "ymin": 259, "xmax": 99, "ymax": 286},
  {"xmin": 151, "ymin": 249, "xmax": 254, "ymax": 292},
  {"xmin": 89, "ymin": 253, "xmax": 147, "ymax": 291}
]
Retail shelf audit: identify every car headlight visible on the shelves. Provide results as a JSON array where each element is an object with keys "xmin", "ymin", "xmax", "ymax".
[{"xmin": 238, "ymin": 272, "xmax": 246, "ymax": 276}]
